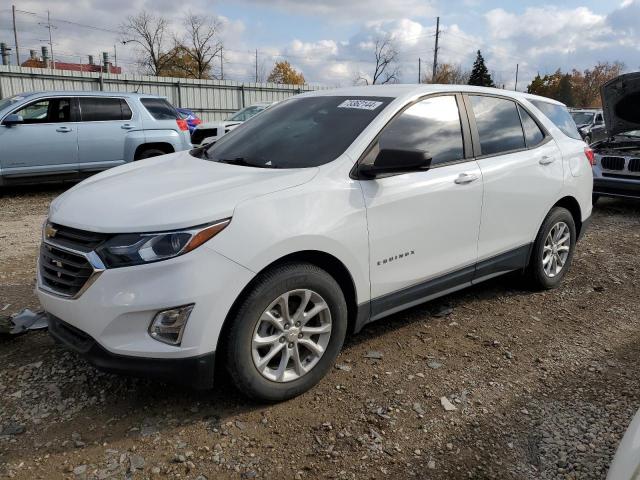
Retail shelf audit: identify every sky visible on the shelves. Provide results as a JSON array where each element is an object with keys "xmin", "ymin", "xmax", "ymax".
[{"xmin": 1, "ymin": 0, "xmax": 639, "ymax": 90}]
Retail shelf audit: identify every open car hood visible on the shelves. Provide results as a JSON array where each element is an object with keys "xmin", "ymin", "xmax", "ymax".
[{"xmin": 601, "ymin": 72, "xmax": 640, "ymax": 137}]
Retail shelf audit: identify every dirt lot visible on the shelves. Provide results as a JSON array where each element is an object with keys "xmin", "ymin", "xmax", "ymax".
[{"xmin": 1, "ymin": 186, "xmax": 639, "ymax": 480}]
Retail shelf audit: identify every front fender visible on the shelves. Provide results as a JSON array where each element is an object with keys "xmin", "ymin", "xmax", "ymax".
[{"xmin": 207, "ymin": 177, "xmax": 371, "ymax": 305}]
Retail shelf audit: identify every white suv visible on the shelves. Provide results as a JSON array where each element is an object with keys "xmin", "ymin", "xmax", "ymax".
[{"xmin": 38, "ymin": 85, "xmax": 593, "ymax": 402}]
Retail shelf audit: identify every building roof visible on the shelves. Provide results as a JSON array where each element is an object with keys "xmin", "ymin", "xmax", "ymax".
[{"xmin": 20, "ymin": 59, "xmax": 122, "ymax": 74}]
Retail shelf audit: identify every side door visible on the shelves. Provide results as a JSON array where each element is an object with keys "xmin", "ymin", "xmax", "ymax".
[
  {"xmin": 77, "ymin": 97, "xmax": 138, "ymax": 171},
  {"xmin": 359, "ymin": 94, "xmax": 484, "ymax": 319},
  {"xmin": 466, "ymin": 94, "xmax": 564, "ymax": 280},
  {"xmin": 0, "ymin": 97, "xmax": 78, "ymax": 176}
]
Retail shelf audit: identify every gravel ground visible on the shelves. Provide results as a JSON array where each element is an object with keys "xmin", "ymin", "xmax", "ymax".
[{"xmin": 0, "ymin": 185, "xmax": 639, "ymax": 480}]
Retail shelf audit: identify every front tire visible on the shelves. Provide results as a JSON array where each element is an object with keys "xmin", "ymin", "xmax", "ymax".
[
  {"xmin": 526, "ymin": 207, "xmax": 576, "ymax": 290},
  {"xmin": 225, "ymin": 263, "xmax": 348, "ymax": 402},
  {"xmin": 136, "ymin": 148, "xmax": 166, "ymax": 160}
]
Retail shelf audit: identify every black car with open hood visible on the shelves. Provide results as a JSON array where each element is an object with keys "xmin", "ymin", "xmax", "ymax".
[{"xmin": 591, "ymin": 72, "xmax": 640, "ymax": 201}]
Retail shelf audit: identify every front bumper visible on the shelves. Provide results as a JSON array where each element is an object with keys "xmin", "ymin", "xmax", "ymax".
[
  {"xmin": 48, "ymin": 314, "xmax": 216, "ymax": 389},
  {"xmin": 37, "ymin": 244, "xmax": 255, "ymax": 360},
  {"xmin": 593, "ymin": 175, "xmax": 640, "ymax": 199}
]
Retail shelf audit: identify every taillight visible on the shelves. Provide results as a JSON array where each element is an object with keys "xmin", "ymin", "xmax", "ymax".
[
  {"xmin": 176, "ymin": 119, "xmax": 189, "ymax": 131},
  {"xmin": 192, "ymin": 118, "xmax": 201, "ymax": 126},
  {"xmin": 584, "ymin": 147, "xmax": 596, "ymax": 166}
]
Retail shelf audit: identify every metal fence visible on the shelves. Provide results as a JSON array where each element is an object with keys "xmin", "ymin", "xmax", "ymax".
[{"xmin": 0, "ymin": 66, "xmax": 326, "ymax": 121}]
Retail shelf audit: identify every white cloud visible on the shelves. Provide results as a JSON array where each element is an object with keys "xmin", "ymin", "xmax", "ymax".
[
  {"xmin": 483, "ymin": 3, "xmax": 640, "ymax": 89},
  {"xmin": 235, "ymin": 0, "xmax": 436, "ymax": 22}
]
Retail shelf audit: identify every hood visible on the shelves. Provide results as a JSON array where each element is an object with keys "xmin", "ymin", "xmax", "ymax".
[
  {"xmin": 198, "ymin": 120, "xmax": 242, "ymax": 130},
  {"xmin": 49, "ymin": 150, "xmax": 317, "ymax": 233},
  {"xmin": 601, "ymin": 72, "xmax": 640, "ymax": 137}
]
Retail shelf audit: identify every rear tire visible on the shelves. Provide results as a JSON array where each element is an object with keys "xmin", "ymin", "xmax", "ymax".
[
  {"xmin": 136, "ymin": 148, "xmax": 166, "ymax": 160},
  {"xmin": 225, "ymin": 263, "xmax": 348, "ymax": 402},
  {"xmin": 526, "ymin": 207, "xmax": 576, "ymax": 290}
]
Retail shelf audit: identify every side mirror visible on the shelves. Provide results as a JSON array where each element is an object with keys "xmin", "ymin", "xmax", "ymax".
[
  {"xmin": 2, "ymin": 114, "xmax": 23, "ymax": 127},
  {"xmin": 359, "ymin": 147, "xmax": 432, "ymax": 178}
]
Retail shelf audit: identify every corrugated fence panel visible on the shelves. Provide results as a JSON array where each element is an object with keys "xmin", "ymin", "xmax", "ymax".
[{"xmin": 0, "ymin": 66, "xmax": 328, "ymax": 122}]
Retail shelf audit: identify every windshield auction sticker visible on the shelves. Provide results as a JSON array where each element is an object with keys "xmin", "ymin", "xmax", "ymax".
[{"xmin": 338, "ymin": 99, "xmax": 384, "ymax": 110}]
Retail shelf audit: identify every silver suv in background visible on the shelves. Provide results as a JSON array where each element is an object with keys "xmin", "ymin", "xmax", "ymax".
[{"xmin": 0, "ymin": 91, "xmax": 192, "ymax": 186}]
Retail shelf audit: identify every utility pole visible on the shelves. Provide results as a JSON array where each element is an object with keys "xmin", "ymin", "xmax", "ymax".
[
  {"xmin": 514, "ymin": 63, "xmax": 519, "ymax": 91},
  {"xmin": 113, "ymin": 44, "xmax": 117, "ymax": 68},
  {"xmin": 418, "ymin": 58, "xmax": 421, "ymax": 83},
  {"xmin": 12, "ymin": 5, "xmax": 20, "ymax": 65},
  {"xmin": 255, "ymin": 49, "xmax": 258, "ymax": 82},
  {"xmin": 432, "ymin": 16, "xmax": 440, "ymax": 83},
  {"xmin": 220, "ymin": 46, "xmax": 223, "ymax": 80},
  {"xmin": 39, "ymin": 10, "xmax": 56, "ymax": 68}
]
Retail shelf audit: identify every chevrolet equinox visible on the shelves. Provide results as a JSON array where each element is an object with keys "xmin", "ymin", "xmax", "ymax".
[{"xmin": 38, "ymin": 85, "xmax": 593, "ymax": 402}]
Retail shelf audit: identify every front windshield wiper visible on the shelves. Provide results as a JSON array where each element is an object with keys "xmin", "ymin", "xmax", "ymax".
[{"xmin": 216, "ymin": 157, "xmax": 278, "ymax": 169}]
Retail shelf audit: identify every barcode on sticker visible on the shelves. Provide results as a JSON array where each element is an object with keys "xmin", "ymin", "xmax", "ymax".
[{"xmin": 338, "ymin": 99, "xmax": 383, "ymax": 111}]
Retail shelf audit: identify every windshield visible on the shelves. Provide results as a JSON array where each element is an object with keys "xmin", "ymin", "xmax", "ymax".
[
  {"xmin": 571, "ymin": 112, "xmax": 595, "ymax": 126},
  {"xmin": 0, "ymin": 95, "xmax": 27, "ymax": 112},
  {"xmin": 203, "ymin": 96, "xmax": 393, "ymax": 168},
  {"xmin": 228, "ymin": 105, "xmax": 268, "ymax": 122}
]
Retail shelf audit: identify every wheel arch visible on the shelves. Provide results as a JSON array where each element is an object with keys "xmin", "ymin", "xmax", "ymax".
[
  {"xmin": 216, "ymin": 250, "xmax": 360, "ymax": 356},
  {"xmin": 552, "ymin": 195, "xmax": 583, "ymax": 238},
  {"xmin": 133, "ymin": 142, "xmax": 175, "ymax": 160}
]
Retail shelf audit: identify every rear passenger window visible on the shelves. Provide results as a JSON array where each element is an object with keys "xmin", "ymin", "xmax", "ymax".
[
  {"xmin": 530, "ymin": 100, "xmax": 582, "ymax": 140},
  {"xmin": 141, "ymin": 98, "xmax": 179, "ymax": 120},
  {"xmin": 378, "ymin": 95, "xmax": 464, "ymax": 166},
  {"xmin": 518, "ymin": 106, "xmax": 545, "ymax": 148},
  {"xmin": 80, "ymin": 98, "xmax": 130, "ymax": 121},
  {"xmin": 470, "ymin": 96, "xmax": 525, "ymax": 156}
]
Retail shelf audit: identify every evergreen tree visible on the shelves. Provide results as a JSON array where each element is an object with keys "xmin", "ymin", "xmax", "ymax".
[{"xmin": 468, "ymin": 50, "xmax": 495, "ymax": 87}]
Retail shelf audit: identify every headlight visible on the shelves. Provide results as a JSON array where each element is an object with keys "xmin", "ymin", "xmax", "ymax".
[{"xmin": 96, "ymin": 219, "xmax": 230, "ymax": 268}]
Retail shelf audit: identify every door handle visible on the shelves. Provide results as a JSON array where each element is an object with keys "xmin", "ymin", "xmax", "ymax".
[
  {"xmin": 121, "ymin": 124, "xmax": 135, "ymax": 130},
  {"xmin": 56, "ymin": 126, "xmax": 72, "ymax": 133},
  {"xmin": 454, "ymin": 172, "xmax": 479, "ymax": 184},
  {"xmin": 539, "ymin": 155, "xmax": 556, "ymax": 165}
]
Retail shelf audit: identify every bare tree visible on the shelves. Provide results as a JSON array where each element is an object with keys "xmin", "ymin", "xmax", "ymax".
[
  {"xmin": 371, "ymin": 36, "xmax": 400, "ymax": 84},
  {"xmin": 422, "ymin": 63, "xmax": 470, "ymax": 84},
  {"xmin": 121, "ymin": 11, "xmax": 175, "ymax": 76},
  {"xmin": 353, "ymin": 35, "xmax": 400, "ymax": 85},
  {"xmin": 174, "ymin": 13, "xmax": 223, "ymax": 79}
]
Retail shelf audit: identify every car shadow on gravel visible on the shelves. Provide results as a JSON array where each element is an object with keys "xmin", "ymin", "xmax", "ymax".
[{"xmin": 348, "ymin": 270, "xmax": 531, "ymax": 348}]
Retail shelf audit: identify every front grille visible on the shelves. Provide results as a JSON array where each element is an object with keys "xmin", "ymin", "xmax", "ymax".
[
  {"xmin": 628, "ymin": 158, "xmax": 640, "ymax": 173},
  {"xmin": 39, "ymin": 224, "xmax": 109, "ymax": 297},
  {"xmin": 191, "ymin": 128, "xmax": 217, "ymax": 145},
  {"xmin": 48, "ymin": 223, "xmax": 109, "ymax": 250},
  {"xmin": 39, "ymin": 244, "xmax": 94, "ymax": 297},
  {"xmin": 600, "ymin": 156, "xmax": 625, "ymax": 171}
]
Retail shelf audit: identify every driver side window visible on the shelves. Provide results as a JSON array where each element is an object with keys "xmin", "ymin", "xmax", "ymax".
[
  {"xmin": 13, "ymin": 98, "xmax": 71, "ymax": 124},
  {"xmin": 377, "ymin": 95, "xmax": 465, "ymax": 166}
]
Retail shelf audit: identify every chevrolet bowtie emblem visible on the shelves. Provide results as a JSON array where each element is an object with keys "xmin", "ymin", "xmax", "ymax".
[
  {"xmin": 54, "ymin": 260, "xmax": 63, "ymax": 268},
  {"xmin": 45, "ymin": 223, "xmax": 57, "ymax": 238}
]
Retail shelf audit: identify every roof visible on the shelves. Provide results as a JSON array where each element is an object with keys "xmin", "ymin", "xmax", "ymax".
[
  {"xmin": 20, "ymin": 59, "xmax": 122, "ymax": 74},
  {"xmin": 300, "ymin": 84, "xmax": 565, "ymax": 106},
  {"xmin": 9, "ymin": 91, "xmax": 166, "ymax": 99}
]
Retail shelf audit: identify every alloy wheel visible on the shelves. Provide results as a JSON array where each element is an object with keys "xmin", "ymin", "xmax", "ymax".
[
  {"xmin": 542, "ymin": 221, "xmax": 571, "ymax": 278},
  {"xmin": 251, "ymin": 289, "xmax": 332, "ymax": 382}
]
